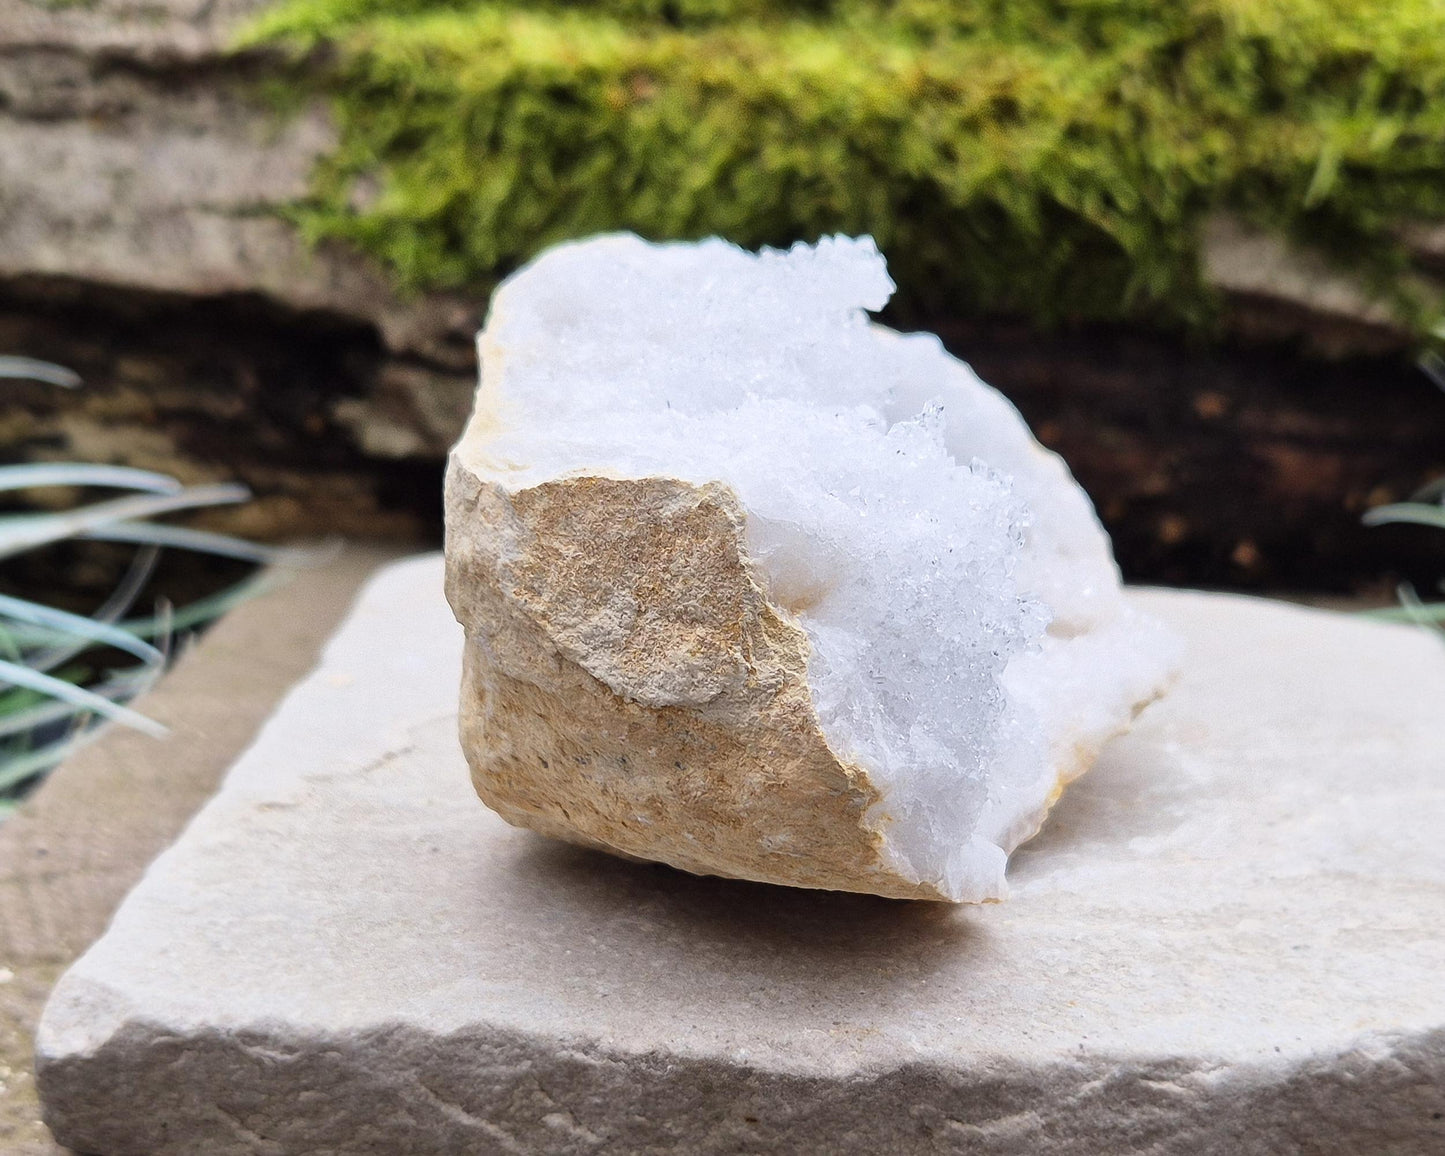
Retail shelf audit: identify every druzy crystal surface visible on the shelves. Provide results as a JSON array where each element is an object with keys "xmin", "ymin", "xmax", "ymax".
[{"xmin": 445, "ymin": 234, "xmax": 1177, "ymax": 901}]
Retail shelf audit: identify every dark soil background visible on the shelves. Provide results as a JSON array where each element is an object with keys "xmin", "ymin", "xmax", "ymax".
[
  {"xmin": 3, "ymin": 279, "xmax": 1443, "ymax": 603},
  {"xmin": 921, "ymin": 316, "xmax": 1445, "ymax": 596}
]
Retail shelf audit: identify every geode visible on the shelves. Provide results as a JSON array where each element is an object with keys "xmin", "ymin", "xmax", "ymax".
[{"xmin": 444, "ymin": 234, "xmax": 1177, "ymax": 902}]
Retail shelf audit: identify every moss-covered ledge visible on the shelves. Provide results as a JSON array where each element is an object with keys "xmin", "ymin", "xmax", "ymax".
[{"xmin": 242, "ymin": 0, "xmax": 1445, "ymax": 342}]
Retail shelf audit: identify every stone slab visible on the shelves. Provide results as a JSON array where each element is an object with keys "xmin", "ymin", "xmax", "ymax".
[
  {"xmin": 34, "ymin": 555, "xmax": 1445, "ymax": 1154},
  {"xmin": 0, "ymin": 543, "xmax": 412, "ymax": 1156}
]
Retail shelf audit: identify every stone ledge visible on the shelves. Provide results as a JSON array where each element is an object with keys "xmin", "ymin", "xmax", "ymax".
[
  {"xmin": 0, "ymin": 543, "xmax": 410, "ymax": 1156},
  {"xmin": 34, "ymin": 555, "xmax": 1445, "ymax": 1154}
]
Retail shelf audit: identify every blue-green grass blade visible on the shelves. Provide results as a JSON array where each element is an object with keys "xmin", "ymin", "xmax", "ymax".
[
  {"xmin": 0, "ymin": 593, "xmax": 162, "ymax": 665},
  {"xmin": 1362, "ymin": 582, "xmax": 1445, "ymax": 636},
  {"xmin": 0, "ymin": 464, "xmax": 180, "ymax": 495},
  {"xmin": 0, "ymin": 733, "xmax": 96, "ymax": 793},
  {"xmin": 0, "ymin": 658, "xmax": 166, "ymax": 738},
  {"xmin": 0, "ymin": 572, "xmax": 277, "ymax": 647},
  {"xmin": 120, "ymin": 571, "xmax": 282, "ymax": 637},
  {"xmin": 0, "ymin": 357, "xmax": 81, "ymax": 388},
  {"xmin": 0, "ymin": 666, "xmax": 154, "ymax": 740},
  {"xmin": 81, "ymin": 522, "xmax": 315, "ymax": 566},
  {"xmin": 1407, "ymin": 477, "xmax": 1445, "ymax": 504},
  {"xmin": 1361, "ymin": 603, "xmax": 1445, "ymax": 622},
  {"xmin": 0, "ymin": 621, "xmax": 21, "ymax": 664},
  {"xmin": 26, "ymin": 546, "xmax": 160, "ymax": 675},
  {"xmin": 1361, "ymin": 502, "xmax": 1445, "ymax": 530},
  {"xmin": 0, "ymin": 698, "xmax": 81, "ymax": 739},
  {"xmin": 0, "ymin": 484, "xmax": 250, "ymax": 560}
]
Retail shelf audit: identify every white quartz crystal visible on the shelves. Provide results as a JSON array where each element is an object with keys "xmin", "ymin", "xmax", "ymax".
[{"xmin": 445, "ymin": 233, "xmax": 1178, "ymax": 902}]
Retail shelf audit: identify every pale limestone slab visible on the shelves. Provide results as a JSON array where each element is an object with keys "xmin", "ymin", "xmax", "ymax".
[{"xmin": 35, "ymin": 554, "xmax": 1445, "ymax": 1154}]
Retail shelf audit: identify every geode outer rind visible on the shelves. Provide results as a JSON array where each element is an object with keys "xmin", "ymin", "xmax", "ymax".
[{"xmin": 444, "ymin": 464, "xmax": 948, "ymax": 900}]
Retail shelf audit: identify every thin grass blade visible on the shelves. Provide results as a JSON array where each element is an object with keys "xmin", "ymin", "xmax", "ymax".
[
  {"xmin": 0, "ymin": 357, "xmax": 82, "ymax": 388},
  {"xmin": 1365, "ymin": 582, "xmax": 1445, "ymax": 635},
  {"xmin": 0, "ymin": 733, "xmax": 97, "ymax": 793},
  {"xmin": 1407, "ymin": 477, "xmax": 1445, "ymax": 505},
  {"xmin": 120, "ymin": 571, "xmax": 281, "ymax": 637},
  {"xmin": 26, "ymin": 546, "xmax": 160, "ymax": 674},
  {"xmin": 1364, "ymin": 603, "xmax": 1445, "ymax": 623},
  {"xmin": 0, "ymin": 484, "xmax": 250, "ymax": 560},
  {"xmin": 0, "ymin": 572, "xmax": 277, "ymax": 648},
  {"xmin": 0, "ymin": 668, "xmax": 154, "ymax": 740},
  {"xmin": 81, "ymin": 522, "xmax": 317, "ymax": 566},
  {"xmin": 0, "ymin": 464, "xmax": 180, "ymax": 495},
  {"xmin": 0, "ymin": 658, "xmax": 166, "ymax": 738},
  {"xmin": 0, "ymin": 621, "xmax": 21, "ymax": 664},
  {"xmin": 1361, "ymin": 502, "xmax": 1445, "ymax": 531},
  {"xmin": 0, "ymin": 593, "xmax": 162, "ymax": 665}
]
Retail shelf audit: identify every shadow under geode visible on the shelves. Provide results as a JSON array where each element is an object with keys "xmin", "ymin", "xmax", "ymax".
[
  {"xmin": 1008, "ymin": 728, "xmax": 1196, "ymax": 884},
  {"xmin": 468, "ymin": 728, "xmax": 1190, "ymax": 1011},
  {"xmin": 503, "ymin": 834, "xmax": 981, "ymax": 986}
]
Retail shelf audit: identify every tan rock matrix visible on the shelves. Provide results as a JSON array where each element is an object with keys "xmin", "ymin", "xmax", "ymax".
[{"xmin": 445, "ymin": 234, "xmax": 1177, "ymax": 902}]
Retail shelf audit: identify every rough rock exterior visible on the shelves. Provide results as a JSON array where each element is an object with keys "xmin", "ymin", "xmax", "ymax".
[
  {"xmin": 446, "ymin": 471, "xmax": 937, "ymax": 900},
  {"xmin": 445, "ymin": 458, "xmax": 1160, "ymax": 904},
  {"xmin": 34, "ymin": 555, "xmax": 1445, "ymax": 1154},
  {"xmin": 444, "ymin": 235, "xmax": 1175, "ymax": 902}
]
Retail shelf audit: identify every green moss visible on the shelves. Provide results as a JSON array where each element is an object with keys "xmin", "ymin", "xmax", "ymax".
[{"xmin": 241, "ymin": 0, "xmax": 1445, "ymax": 331}]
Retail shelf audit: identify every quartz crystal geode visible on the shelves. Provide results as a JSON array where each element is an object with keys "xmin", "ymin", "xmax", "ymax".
[{"xmin": 444, "ymin": 234, "xmax": 1178, "ymax": 902}]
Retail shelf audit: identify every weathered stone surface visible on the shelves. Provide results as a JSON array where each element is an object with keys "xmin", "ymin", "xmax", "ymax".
[
  {"xmin": 36, "ymin": 554, "xmax": 1445, "ymax": 1154},
  {"xmin": 1200, "ymin": 213, "xmax": 1438, "ymax": 357},
  {"xmin": 0, "ymin": 0, "xmax": 475, "ymax": 540},
  {"xmin": 0, "ymin": 543, "xmax": 408, "ymax": 1156},
  {"xmin": 0, "ymin": 0, "xmax": 479, "ymax": 369}
]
